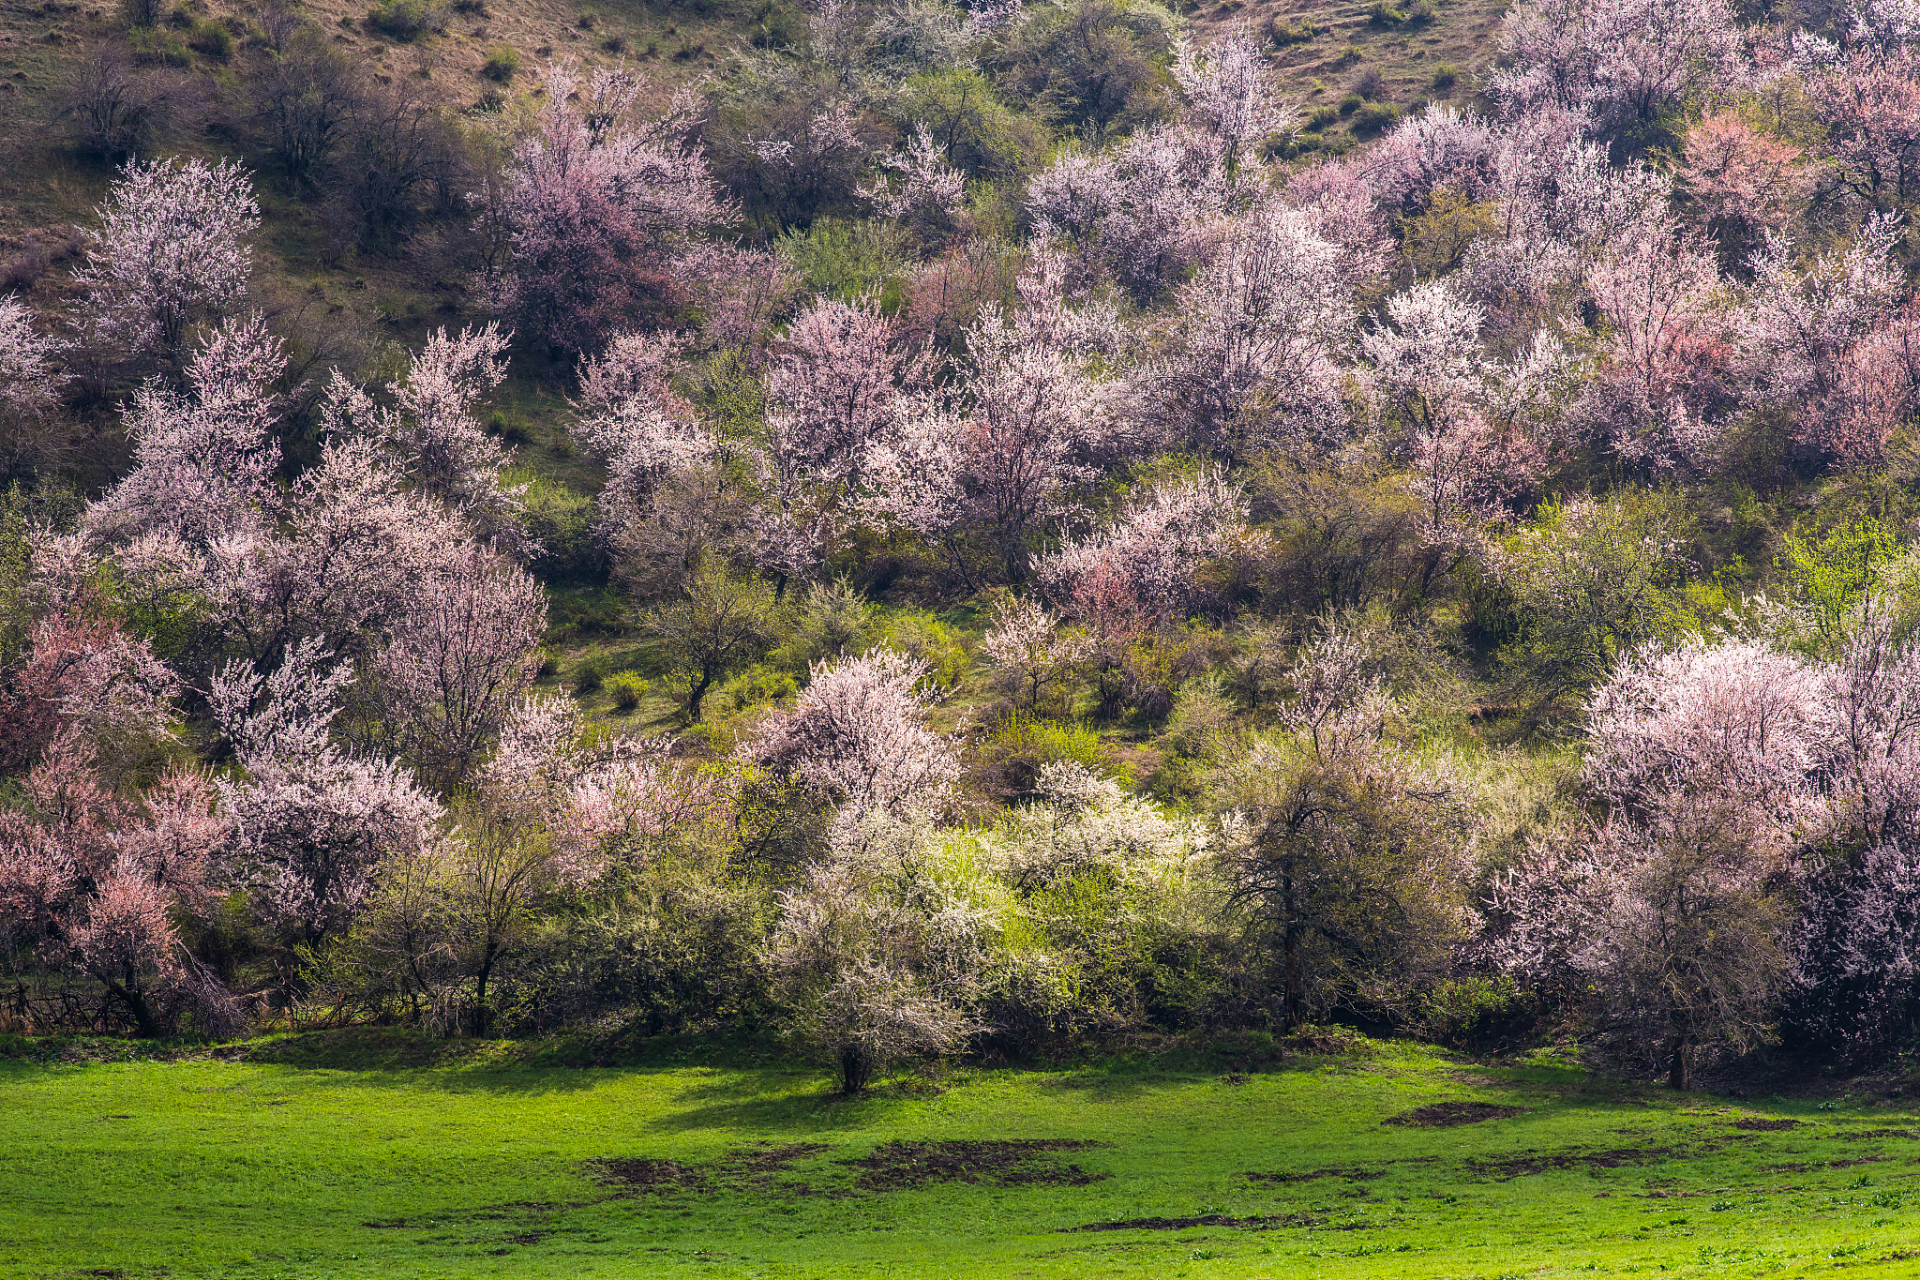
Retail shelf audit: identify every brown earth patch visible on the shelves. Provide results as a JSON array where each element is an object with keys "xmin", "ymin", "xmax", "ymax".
[
  {"xmin": 850, "ymin": 1140, "xmax": 1109, "ymax": 1191},
  {"xmin": 1243, "ymin": 1159, "xmax": 1438, "ymax": 1184},
  {"xmin": 1831, "ymin": 1128, "xmax": 1920, "ymax": 1141},
  {"xmin": 1733, "ymin": 1118, "xmax": 1801, "ymax": 1131},
  {"xmin": 1763, "ymin": 1156, "xmax": 1888, "ymax": 1172},
  {"xmin": 1384, "ymin": 1101, "xmax": 1528, "ymax": 1128},
  {"xmin": 589, "ymin": 1143, "xmax": 833, "ymax": 1196},
  {"xmin": 1468, "ymin": 1146, "xmax": 1661, "ymax": 1178}
]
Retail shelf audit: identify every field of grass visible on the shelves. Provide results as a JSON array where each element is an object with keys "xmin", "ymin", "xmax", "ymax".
[{"xmin": 5, "ymin": 1034, "xmax": 1920, "ymax": 1279}]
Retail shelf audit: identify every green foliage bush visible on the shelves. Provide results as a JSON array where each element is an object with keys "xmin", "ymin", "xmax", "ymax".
[
  {"xmin": 187, "ymin": 20, "xmax": 231, "ymax": 58},
  {"xmin": 975, "ymin": 715, "xmax": 1124, "ymax": 800},
  {"xmin": 720, "ymin": 663, "xmax": 798, "ymax": 710},
  {"xmin": 1350, "ymin": 102, "xmax": 1400, "ymax": 135},
  {"xmin": 777, "ymin": 218, "xmax": 910, "ymax": 304},
  {"xmin": 606, "ymin": 671, "xmax": 651, "ymax": 710},
  {"xmin": 571, "ymin": 655, "xmax": 612, "ymax": 694},
  {"xmin": 481, "ymin": 45, "xmax": 520, "ymax": 81},
  {"xmin": 875, "ymin": 610, "xmax": 972, "ymax": 688},
  {"xmin": 127, "ymin": 26, "xmax": 191, "ymax": 65},
  {"xmin": 1269, "ymin": 15, "xmax": 1322, "ymax": 44},
  {"xmin": 512, "ymin": 473, "xmax": 598, "ymax": 582},
  {"xmin": 365, "ymin": 0, "xmax": 442, "ymax": 40}
]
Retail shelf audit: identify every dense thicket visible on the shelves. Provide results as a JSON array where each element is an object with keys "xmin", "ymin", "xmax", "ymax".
[{"xmin": 8, "ymin": 0, "xmax": 1920, "ymax": 1092}]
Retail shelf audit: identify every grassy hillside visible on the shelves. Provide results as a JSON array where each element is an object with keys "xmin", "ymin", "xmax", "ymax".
[{"xmin": 3, "ymin": 1038, "xmax": 1919, "ymax": 1279}]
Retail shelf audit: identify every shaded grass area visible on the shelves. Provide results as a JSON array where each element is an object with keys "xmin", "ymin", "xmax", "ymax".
[{"xmin": 4, "ymin": 1038, "xmax": 1920, "ymax": 1278}]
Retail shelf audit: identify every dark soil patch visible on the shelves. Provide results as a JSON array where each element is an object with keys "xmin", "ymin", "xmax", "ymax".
[
  {"xmin": 1763, "ymin": 1156, "xmax": 1888, "ymax": 1172},
  {"xmin": 1243, "ymin": 1158, "xmax": 1437, "ymax": 1184},
  {"xmin": 1383, "ymin": 1101, "xmax": 1528, "ymax": 1128},
  {"xmin": 590, "ymin": 1157, "xmax": 701, "ymax": 1191},
  {"xmin": 1733, "ymin": 1118, "xmax": 1801, "ymax": 1131},
  {"xmin": 1060, "ymin": 1213, "xmax": 1323, "ymax": 1232},
  {"xmin": 850, "ymin": 1140, "xmax": 1109, "ymax": 1191},
  {"xmin": 589, "ymin": 1144, "xmax": 834, "ymax": 1197},
  {"xmin": 1467, "ymin": 1146, "xmax": 1660, "ymax": 1178},
  {"xmin": 1831, "ymin": 1128, "xmax": 1920, "ymax": 1141}
]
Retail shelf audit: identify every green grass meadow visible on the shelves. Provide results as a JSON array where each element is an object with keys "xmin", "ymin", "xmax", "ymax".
[{"xmin": 4, "ymin": 1039, "xmax": 1919, "ymax": 1279}]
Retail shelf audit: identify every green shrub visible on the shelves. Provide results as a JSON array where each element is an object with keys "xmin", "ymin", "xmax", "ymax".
[
  {"xmin": 1337, "ymin": 93, "xmax": 1363, "ymax": 115},
  {"xmin": 571, "ymin": 655, "xmax": 612, "ymax": 694},
  {"xmin": 1307, "ymin": 104, "xmax": 1340, "ymax": 129},
  {"xmin": 127, "ymin": 26, "xmax": 191, "ymax": 64},
  {"xmin": 481, "ymin": 45, "xmax": 519, "ymax": 81},
  {"xmin": 1367, "ymin": 0, "xmax": 1408, "ymax": 23},
  {"xmin": 780, "ymin": 579, "xmax": 874, "ymax": 673},
  {"xmin": 1430, "ymin": 62, "xmax": 1458, "ymax": 90},
  {"xmin": 721, "ymin": 663, "xmax": 798, "ymax": 709},
  {"xmin": 1337, "ymin": 43, "xmax": 1363, "ymax": 63},
  {"xmin": 515, "ymin": 475, "xmax": 597, "ymax": 582},
  {"xmin": 875, "ymin": 611, "xmax": 972, "ymax": 688},
  {"xmin": 1417, "ymin": 976, "xmax": 1533, "ymax": 1050},
  {"xmin": 365, "ymin": 0, "xmax": 441, "ymax": 40},
  {"xmin": 187, "ymin": 20, "xmax": 231, "ymax": 58},
  {"xmin": 975, "ymin": 714, "xmax": 1126, "ymax": 801},
  {"xmin": 1350, "ymin": 102, "xmax": 1401, "ymax": 135},
  {"xmin": 777, "ymin": 217, "xmax": 910, "ymax": 304},
  {"xmin": 606, "ymin": 671, "xmax": 651, "ymax": 710},
  {"xmin": 1269, "ymin": 15, "xmax": 1321, "ymax": 43}
]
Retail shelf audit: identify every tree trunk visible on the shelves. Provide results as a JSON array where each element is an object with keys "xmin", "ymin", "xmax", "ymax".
[
  {"xmin": 1282, "ymin": 924, "xmax": 1302, "ymax": 1032},
  {"xmin": 110, "ymin": 980, "xmax": 161, "ymax": 1039},
  {"xmin": 1667, "ymin": 1035, "xmax": 1692, "ymax": 1091},
  {"xmin": 687, "ymin": 670, "xmax": 715, "ymax": 721},
  {"xmin": 839, "ymin": 1044, "xmax": 871, "ymax": 1094}
]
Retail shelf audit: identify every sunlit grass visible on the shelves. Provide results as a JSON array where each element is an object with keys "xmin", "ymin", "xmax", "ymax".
[{"xmin": 3, "ymin": 1036, "xmax": 1916, "ymax": 1278}]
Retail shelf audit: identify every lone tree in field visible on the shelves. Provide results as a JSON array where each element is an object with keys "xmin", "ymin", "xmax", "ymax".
[
  {"xmin": 1211, "ymin": 625, "xmax": 1472, "ymax": 1030},
  {"xmin": 77, "ymin": 156, "xmax": 259, "ymax": 365},
  {"xmin": 646, "ymin": 563, "xmax": 780, "ymax": 721},
  {"xmin": 766, "ymin": 859, "xmax": 976, "ymax": 1092}
]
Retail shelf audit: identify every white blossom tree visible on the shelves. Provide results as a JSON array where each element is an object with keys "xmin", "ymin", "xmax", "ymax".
[{"xmin": 77, "ymin": 156, "xmax": 259, "ymax": 363}]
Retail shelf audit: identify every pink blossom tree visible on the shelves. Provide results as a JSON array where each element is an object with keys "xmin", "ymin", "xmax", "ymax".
[
  {"xmin": 0, "ymin": 730, "xmax": 236, "ymax": 1037},
  {"xmin": 1735, "ymin": 220, "xmax": 1903, "ymax": 465},
  {"xmin": 224, "ymin": 431, "xmax": 472, "ymax": 668},
  {"xmin": 1580, "ymin": 227, "xmax": 1729, "ymax": 471},
  {"xmin": 1036, "ymin": 470, "xmax": 1252, "ymax": 626},
  {"xmin": 756, "ymin": 293, "xmax": 934, "ymax": 577},
  {"xmin": 1791, "ymin": 34, "xmax": 1920, "ymax": 210},
  {"xmin": 76, "ymin": 156, "xmax": 259, "ymax": 364},
  {"xmin": 84, "ymin": 314, "xmax": 284, "ymax": 550},
  {"xmin": 1027, "ymin": 123, "xmax": 1230, "ymax": 299},
  {"xmin": 1138, "ymin": 203, "xmax": 1353, "ymax": 462},
  {"xmin": 1489, "ymin": 0, "xmax": 1746, "ymax": 140},
  {"xmin": 1674, "ymin": 112, "xmax": 1805, "ymax": 264},
  {"xmin": 354, "ymin": 545, "xmax": 547, "ymax": 792},
  {"xmin": 1171, "ymin": 24, "xmax": 1297, "ymax": 178},
  {"xmin": 0, "ymin": 294, "xmax": 62, "ymax": 421},
  {"xmin": 673, "ymin": 244, "xmax": 800, "ymax": 355},
  {"xmin": 980, "ymin": 594, "xmax": 1092, "ymax": 712},
  {"xmin": 321, "ymin": 324, "xmax": 527, "ymax": 549},
  {"xmin": 860, "ymin": 122, "xmax": 969, "ymax": 249},
  {"xmin": 1490, "ymin": 795, "xmax": 1791, "ymax": 1089},
  {"xmin": 0, "ymin": 606, "xmax": 176, "ymax": 783},
  {"xmin": 747, "ymin": 647, "xmax": 961, "ymax": 820},
  {"xmin": 495, "ymin": 65, "xmax": 731, "ymax": 355},
  {"xmin": 212, "ymin": 638, "xmax": 443, "ymax": 955}
]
